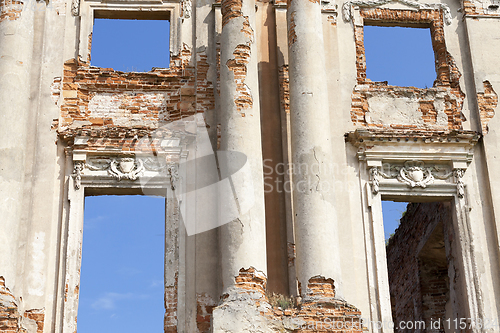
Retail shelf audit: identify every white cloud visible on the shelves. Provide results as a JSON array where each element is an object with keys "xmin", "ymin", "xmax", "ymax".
[
  {"xmin": 91, "ymin": 292, "xmax": 133, "ymax": 310},
  {"xmin": 91, "ymin": 292, "xmax": 151, "ymax": 310},
  {"xmin": 149, "ymin": 279, "xmax": 163, "ymax": 288},
  {"xmin": 83, "ymin": 215, "xmax": 107, "ymax": 230}
]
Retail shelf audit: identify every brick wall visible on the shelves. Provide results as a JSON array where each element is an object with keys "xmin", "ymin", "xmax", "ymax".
[
  {"xmin": 218, "ymin": 268, "xmax": 364, "ymax": 332},
  {"xmin": 0, "ymin": 277, "xmax": 44, "ymax": 333},
  {"xmin": 351, "ymin": 9, "xmax": 465, "ymax": 130},
  {"xmin": 196, "ymin": 293, "xmax": 216, "ymax": 333},
  {"xmin": 477, "ymin": 80, "xmax": 498, "ymax": 134},
  {"xmin": 386, "ymin": 202, "xmax": 452, "ymax": 332},
  {"xmin": 0, "ymin": 0, "xmax": 23, "ymax": 22},
  {"xmin": 164, "ymin": 274, "xmax": 178, "ymax": 333},
  {"xmin": 57, "ymin": 45, "xmax": 215, "ymax": 153},
  {"xmin": 278, "ymin": 65, "xmax": 290, "ymax": 114},
  {"xmin": 463, "ymin": 0, "xmax": 500, "ymax": 16}
]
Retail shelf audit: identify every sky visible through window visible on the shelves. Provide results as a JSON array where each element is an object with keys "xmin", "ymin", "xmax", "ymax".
[
  {"xmin": 79, "ymin": 24, "xmax": 430, "ymax": 332},
  {"xmin": 91, "ymin": 19, "xmax": 170, "ymax": 72},
  {"xmin": 364, "ymin": 25, "xmax": 436, "ymax": 88},
  {"xmin": 79, "ymin": 196, "xmax": 165, "ymax": 332}
]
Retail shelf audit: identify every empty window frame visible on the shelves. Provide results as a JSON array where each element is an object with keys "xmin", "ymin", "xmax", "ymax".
[
  {"xmin": 363, "ymin": 25, "xmax": 436, "ymax": 88},
  {"xmin": 91, "ymin": 11, "xmax": 171, "ymax": 72},
  {"xmin": 353, "ymin": 9, "xmax": 453, "ymax": 89},
  {"xmin": 78, "ymin": 195, "xmax": 165, "ymax": 332},
  {"xmin": 384, "ymin": 201, "xmax": 463, "ymax": 331}
]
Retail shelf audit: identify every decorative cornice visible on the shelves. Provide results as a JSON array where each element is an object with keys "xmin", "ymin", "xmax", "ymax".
[{"xmin": 346, "ymin": 130, "xmax": 479, "ymax": 164}]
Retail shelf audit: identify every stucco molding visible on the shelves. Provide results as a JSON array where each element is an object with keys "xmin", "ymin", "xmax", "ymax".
[
  {"xmin": 348, "ymin": 129, "xmax": 479, "ymax": 198},
  {"xmin": 71, "ymin": 0, "xmax": 80, "ymax": 16},
  {"xmin": 182, "ymin": 0, "xmax": 191, "ymax": 18},
  {"xmin": 71, "ymin": 161, "xmax": 84, "ymax": 190},
  {"xmin": 369, "ymin": 161, "xmax": 466, "ymax": 197}
]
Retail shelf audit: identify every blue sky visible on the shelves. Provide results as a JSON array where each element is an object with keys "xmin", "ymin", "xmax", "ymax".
[
  {"xmin": 364, "ymin": 25, "xmax": 436, "ymax": 88},
  {"xmin": 78, "ymin": 21, "xmax": 434, "ymax": 332},
  {"xmin": 91, "ymin": 19, "xmax": 170, "ymax": 72},
  {"xmin": 79, "ymin": 196, "xmax": 165, "ymax": 332}
]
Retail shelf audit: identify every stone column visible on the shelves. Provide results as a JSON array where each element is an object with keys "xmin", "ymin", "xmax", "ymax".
[
  {"xmin": 287, "ymin": 0, "xmax": 343, "ymax": 299},
  {"xmin": 0, "ymin": 1, "xmax": 36, "ymax": 289},
  {"xmin": 218, "ymin": 0, "xmax": 267, "ymax": 293}
]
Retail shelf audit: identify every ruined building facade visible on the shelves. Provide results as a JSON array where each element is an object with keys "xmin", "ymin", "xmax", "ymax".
[{"xmin": 1, "ymin": 0, "xmax": 500, "ymax": 330}]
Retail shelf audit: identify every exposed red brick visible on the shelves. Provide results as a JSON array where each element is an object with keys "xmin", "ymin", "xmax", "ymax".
[
  {"xmin": 221, "ymin": 0, "xmax": 242, "ymax": 28},
  {"xmin": 233, "ymin": 267, "xmax": 267, "ymax": 295},
  {"xmin": 226, "ymin": 44, "xmax": 253, "ymax": 115},
  {"xmin": 57, "ymin": 45, "xmax": 214, "ymax": 152},
  {"xmin": 0, "ymin": 277, "xmax": 45, "ymax": 333},
  {"xmin": 306, "ymin": 276, "xmax": 336, "ymax": 299},
  {"xmin": 164, "ymin": 273, "xmax": 178, "ymax": 333},
  {"xmin": 265, "ymin": 300, "xmax": 363, "ymax": 332},
  {"xmin": 327, "ymin": 15, "xmax": 336, "ymax": 25},
  {"xmin": 477, "ymin": 80, "xmax": 497, "ymax": 134},
  {"xmin": 279, "ymin": 65, "xmax": 290, "ymax": 115},
  {"xmin": 23, "ymin": 310, "xmax": 44, "ymax": 333},
  {"xmin": 462, "ymin": 0, "xmax": 500, "ymax": 16},
  {"xmin": 222, "ymin": 268, "xmax": 363, "ymax": 332},
  {"xmin": 0, "ymin": 0, "xmax": 23, "ymax": 22},
  {"xmin": 419, "ymin": 100, "xmax": 438, "ymax": 124},
  {"xmin": 196, "ymin": 294, "xmax": 216, "ymax": 333}
]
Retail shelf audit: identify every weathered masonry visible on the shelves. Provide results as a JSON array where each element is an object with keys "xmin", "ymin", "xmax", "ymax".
[{"xmin": 1, "ymin": 0, "xmax": 499, "ymax": 329}]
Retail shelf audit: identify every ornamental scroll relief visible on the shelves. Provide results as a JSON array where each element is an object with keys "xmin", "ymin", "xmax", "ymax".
[
  {"xmin": 369, "ymin": 160, "xmax": 466, "ymax": 198},
  {"xmin": 72, "ymin": 156, "xmax": 177, "ymax": 189}
]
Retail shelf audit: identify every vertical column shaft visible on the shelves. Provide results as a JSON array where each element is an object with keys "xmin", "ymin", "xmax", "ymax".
[
  {"xmin": 219, "ymin": 0, "xmax": 268, "ymax": 293},
  {"xmin": 0, "ymin": 2, "xmax": 35, "ymax": 289},
  {"xmin": 287, "ymin": 0, "xmax": 342, "ymax": 299}
]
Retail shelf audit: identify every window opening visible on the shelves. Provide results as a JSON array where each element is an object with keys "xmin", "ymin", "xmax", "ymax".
[
  {"xmin": 91, "ymin": 18, "xmax": 170, "ymax": 72},
  {"xmin": 384, "ymin": 201, "xmax": 454, "ymax": 332},
  {"xmin": 382, "ymin": 201, "xmax": 408, "ymax": 245},
  {"xmin": 363, "ymin": 25, "xmax": 436, "ymax": 88},
  {"xmin": 78, "ymin": 195, "xmax": 165, "ymax": 332}
]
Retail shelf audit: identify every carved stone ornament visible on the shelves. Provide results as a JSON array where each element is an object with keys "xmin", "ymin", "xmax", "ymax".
[
  {"xmin": 72, "ymin": 161, "xmax": 84, "ymax": 190},
  {"xmin": 342, "ymin": 0, "xmax": 452, "ymax": 25},
  {"xmin": 109, "ymin": 158, "xmax": 145, "ymax": 181},
  {"xmin": 370, "ymin": 166, "xmax": 380, "ymax": 194},
  {"xmin": 167, "ymin": 164, "xmax": 179, "ymax": 191},
  {"xmin": 371, "ymin": 160, "xmax": 466, "ymax": 197},
  {"xmin": 71, "ymin": 0, "xmax": 80, "ymax": 16},
  {"xmin": 182, "ymin": 0, "xmax": 192, "ymax": 18},
  {"xmin": 397, "ymin": 160, "xmax": 434, "ymax": 188},
  {"xmin": 454, "ymin": 168, "xmax": 465, "ymax": 198}
]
